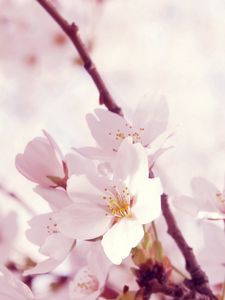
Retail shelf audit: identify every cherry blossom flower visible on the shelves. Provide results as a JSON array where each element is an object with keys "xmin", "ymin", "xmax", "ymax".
[
  {"xmin": 0, "ymin": 211, "xmax": 18, "ymax": 263},
  {"xmin": 77, "ymin": 95, "xmax": 170, "ymax": 168},
  {"xmin": 0, "ymin": 265, "xmax": 34, "ymax": 300},
  {"xmin": 69, "ymin": 242, "xmax": 111, "ymax": 300},
  {"xmin": 173, "ymin": 176, "xmax": 225, "ymax": 220},
  {"xmin": 55, "ymin": 137, "xmax": 163, "ymax": 264},
  {"xmin": 107, "ymin": 256, "xmax": 138, "ymax": 293},
  {"xmin": 15, "ymin": 130, "xmax": 67, "ymax": 188},
  {"xmin": 197, "ymin": 222, "xmax": 225, "ymax": 285},
  {"xmin": 24, "ymin": 211, "xmax": 75, "ymax": 276}
]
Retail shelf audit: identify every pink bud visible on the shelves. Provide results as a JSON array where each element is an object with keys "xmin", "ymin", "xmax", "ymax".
[{"xmin": 15, "ymin": 131, "xmax": 66, "ymax": 187}]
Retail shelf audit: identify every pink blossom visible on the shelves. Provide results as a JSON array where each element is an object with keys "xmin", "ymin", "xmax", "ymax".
[
  {"xmin": 55, "ymin": 138, "xmax": 162, "ymax": 264},
  {"xmin": 0, "ymin": 211, "xmax": 18, "ymax": 263},
  {"xmin": 69, "ymin": 242, "xmax": 111, "ymax": 300},
  {"xmin": 24, "ymin": 211, "xmax": 75, "ymax": 276},
  {"xmin": 15, "ymin": 130, "xmax": 67, "ymax": 187},
  {"xmin": 173, "ymin": 177, "xmax": 225, "ymax": 220},
  {"xmin": 107, "ymin": 256, "xmax": 138, "ymax": 293},
  {"xmin": 197, "ymin": 222, "xmax": 225, "ymax": 285},
  {"xmin": 77, "ymin": 95, "xmax": 170, "ymax": 167},
  {"xmin": 0, "ymin": 266, "xmax": 34, "ymax": 300}
]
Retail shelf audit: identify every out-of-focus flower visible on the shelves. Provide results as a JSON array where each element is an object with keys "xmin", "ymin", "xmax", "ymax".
[
  {"xmin": 173, "ymin": 176, "xmax": 225, "ymax": 220},
  {"xmin": 197, "ymin": 222, "xmax": 225, "ymax": 285},
  {"xmin": 107, "ymin": 256, "xmax": 138, "ymax": 293},
  {"xmin": 0, "ymin": 211, "xmax": 18, "ymax": 263},
  {"xmin": 55, "ymin": 137, "xmax": 162, "ymax": 264},
  {"xmin": 77, "ymin": 95, "xmax": 170, "ymax": 168},
  {"xmin": 15, "ymin": 131, "xmax": 67, "ymax": 188},
  {"xmin": 24, "ymin": 211, "xmax": 75, "ymax": 276},
  {"xmin": 0, "ymin": 265, "xmax": 34, "ymax": 300},
  {"xmin": 69, "ymin": 242, "xmax": 111, "ymax": 300}
]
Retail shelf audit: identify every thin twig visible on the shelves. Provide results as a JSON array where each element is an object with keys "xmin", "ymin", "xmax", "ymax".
[
  {"xmin": 0, "ymin": 184, "xmax": 35, "ymax": 216},
  {"xmin": 161, "ymin": 193, "xmax": 217, "ymax": 299},
  {"xmin": 35, "ymin": 0, "xmax": 122, "ymax": 116}
]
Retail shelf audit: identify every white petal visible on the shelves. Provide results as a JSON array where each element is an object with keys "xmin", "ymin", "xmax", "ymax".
[
  {"xmin": 101, "ymin": 219, "xmax": 144, "ymax": 265},
  {"xmin": 132, "ymin": 177, "xmax": 162, "ymax": 224},
  {"xmin": 113, "ymin": 138, "xmax": 149, "ymax": 195},
  {"xmin": 55, "ymin": 203, "xmax": 112, "ymax": 240}
]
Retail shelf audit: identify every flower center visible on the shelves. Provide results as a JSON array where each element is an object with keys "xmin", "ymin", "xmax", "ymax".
[
  {"xmin": 108, "ymin": 124, "xmax": 145, "ymax": 152},
  {"xmin": 72, "ymin": 267, "xmax": 99, "ymax": 295},
  {"xmin": 46, "ymin": 217, "xmax": 59, "ymax": 235},
  {"xmin": 102, "ymin": 186, "xmax": 132, "ymax": 218}
]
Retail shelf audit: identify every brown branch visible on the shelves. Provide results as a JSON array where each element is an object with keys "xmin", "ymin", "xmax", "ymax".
[
  {"xmin": 0, "ymin": 183, "xmax": 35, "ymax": 216},
  {"xmin": 35, "ymin": 0, "xmax": 122, "ymax": 116},
  {"xmin": 161, "ymin": 194, "xmax": 217, "ymax": 299}
]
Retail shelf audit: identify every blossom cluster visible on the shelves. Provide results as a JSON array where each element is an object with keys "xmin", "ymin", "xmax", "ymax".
[{"xmin": 0, "ymin": 96, "xmax": 224, "ymax": 300}]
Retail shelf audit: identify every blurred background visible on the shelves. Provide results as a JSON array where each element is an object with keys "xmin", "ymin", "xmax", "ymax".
[{"xmin": 0, "ymin": 0, "xmax": 225, "ymax": 275}]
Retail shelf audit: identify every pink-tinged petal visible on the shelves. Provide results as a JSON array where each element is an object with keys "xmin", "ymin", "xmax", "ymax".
[
  {"xmin": 172, "ymin": 195, "xmax": 201, "ymax": 217},
  {"xmin": 86, "ymin": 109, "xmax": 128, "ymax": 152},
  {"xmin": 65, "ymin": 152, "xmax": 96, "ymax": 177},
  {"xmin": 23, "ymin": 257, "xmax": 62, "ymax": 276},
  {"xmin": 132, "ymin": 178, "xmax": 162, "ymax": 224},
  {"xmin": 87, "ymin": 242, "xmax": 111, "ymax": 284},
  {"xmin": 0, "ymin": 266, "xmax": 34, "ymax": 299},
  {"xmin": 191, "ymin": 177, "xmax": 218, "ymax": 211},
  {"xmin": 15, "ymin": 135, "xmax": 64, "ymax": 186},
  {"xmin": 55, "ymin": 203, "xmax": 112, "ymax": 240},
  {"xmin": 67, "ymin": 175, "xmax": 99, "ymax": 203},
  {"xmin": 74, "ymin": 147, "xmax": 110, "ymax": 161},
  {"xmin": 34, "ymin": 186, "xmax": 72, "ymax": 211},
  {"xmin": 132, "ymin": 94, "xmax": 169, "ymax": 146},
  {"xmin": 26, "ymin": 213, "xmax": 53, "ymax": 246},
  {"xmin": 43, "ymin": 130, "xmax": 64, "ymax": 161},
  {"xmin": 101, "ymin": 219, "xmax": 144, "ymax": 264},
  {"xmin": 40, "ymin": 233, "xmax": 75, "ymax": 260},
  {"xmin": 67, "ymin": 174, "xmax": 111, "ymax": 204},
  {"xmin": 113, "ymin": 138, "xmax": 149, "ymax": 195}
]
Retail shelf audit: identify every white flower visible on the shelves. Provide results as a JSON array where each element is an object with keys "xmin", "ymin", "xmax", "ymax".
[
  {"xmin": 55, "ymin": 138, "xmax": 163, "ymax": 264},
  {"xmin": 77, "ymin": 95, "xmax": 170, "ymax": 168}
]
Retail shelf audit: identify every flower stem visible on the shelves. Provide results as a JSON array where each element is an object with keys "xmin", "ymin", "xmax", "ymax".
[
  {"xmin": 0, "ymin": 184, "xmax": 35, "ymax": 216},
  {"xmin": 172, "ymin": 264, "xmax": 189, "ymax": 280},
  {"xmin": 151, "ymin": 221, "xmax": 158, "ymax": 242}
]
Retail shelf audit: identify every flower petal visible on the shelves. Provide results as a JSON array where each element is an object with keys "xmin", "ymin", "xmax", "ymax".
[
  {"xmin": 132, "ymin": 177, "xmax": 162, "ymax": 224},
  {"xmin": 23, "ymin": 258, "xmax": 62, "ymax": 276},
  {"xmin": 101, "ymin": 218, "xmax": 144, "ymax": 264},
  {"xmin": 34, "ymin": 186, "xmax": 72, "ymax": 211},
  {"xmin": 55, "ymin": 203, "xmax": 112, "ymax": 240},
  {"xmin": 113, "ymin": 138, "xmax": 148, "ymax": 195},
  {"xmin": 86, "ymin": 109, "xmax": 128, "ymax": 152},
  {"xmin": 132, "ymin": 94, "xmax": 169, "ymax": 146},
  {"xmin": 40, "ymin": 233, "xmax": 75, "ymax": 260}
]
